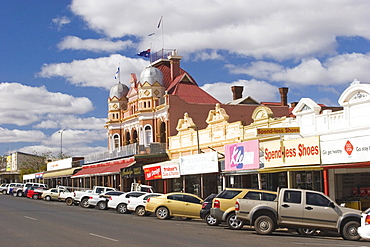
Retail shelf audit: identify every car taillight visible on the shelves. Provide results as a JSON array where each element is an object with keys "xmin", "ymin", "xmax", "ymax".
[
  {"xmin": 73, "ymin": 192, "xmax": 76, "ymax": 197},
  {"xmin": 235, "ymin": 201, "xmax": 240, "ymax": 211},
  {"xmin": 365, "ymin": 215, "xmax": 370, "ymax": 225},
  {"xmin": 128, "ymin": 200, "xmax": 130, "ymax": 203},
  {"xmin": 147, "ymin": 198, "xmax": 151, "ymax": 202},
  {"xmin": 89, "ymin": 196, "xmax": 93, "ymax": 199},
  {"xmin": 214, "ymin": 200, "xmax": 220, "ymax": 208},
  {"xmin": 202, "ymin": 202, "xmax": 209, "ymax": 209}
]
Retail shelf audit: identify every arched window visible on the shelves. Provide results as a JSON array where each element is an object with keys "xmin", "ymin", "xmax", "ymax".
[
  {"xmin": 160, "ymin": 122, "xmax": 166, "ymax": 143},
  {"xmin": 113, "ymin": 134, "xmax": 120, "ymax": 149},
  {"xmin": 144, "ymin": 125, "xmax": 152, "ymax": 146}
]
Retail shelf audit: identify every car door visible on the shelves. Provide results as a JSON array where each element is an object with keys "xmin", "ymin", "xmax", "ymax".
[
  {"xmin": 166, "ymin": 194, "xmax": 185, "ymax": 215},
  {"xmin": 50, "ymin": 189, "xmax": 59, "ymax": 200},
  {"xmin": 182, "ymin": 195, "xmax": 202, "ymax": 218},
  {"xmin": 302, "ymin": 191, "xmax": 339, "ymax": 229},
  {"xmin": 278, "ymin": 190, "xmax": 304, "ymax": 226}
]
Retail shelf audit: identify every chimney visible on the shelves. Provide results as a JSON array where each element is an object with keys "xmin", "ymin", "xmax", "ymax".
[
  {"xmin": 279, "ymin": 87, "xmax": 288, "ymax": 106},
  {"xmin": 231, "ymin": 86, "xmax": 243, "ymax": 100},
  {"xmin": 168, "ymin": 50, "xmax": 182, "ymax": 81}
]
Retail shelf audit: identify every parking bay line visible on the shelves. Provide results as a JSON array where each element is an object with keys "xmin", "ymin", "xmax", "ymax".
[
  {"xmin": 89, "ymin": 233, "xmax": 119, "ymax": 242},
  {"xmin": 24, "ymin": 216, "xmax": 37, "ymax": 221}
]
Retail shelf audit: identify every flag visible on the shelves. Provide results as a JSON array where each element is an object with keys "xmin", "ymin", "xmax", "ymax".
[
  {"xmin": 114, "ymin": 67, "xmax": 120, "ymax": 79},
  {"xmin": 157, "ymin": 16, "xmax": 162, "ymax": 28},
  {"xmin": 137, "ymin": 49, "xmax": 150, "ymax": 58}
]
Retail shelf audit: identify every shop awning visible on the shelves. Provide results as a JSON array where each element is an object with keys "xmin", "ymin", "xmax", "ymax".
[
  {"xmin": 43, "ymin": 167, "xmax": 81, "ymax": 179},
  {"xmin": 222, "ymin": 169, "xmax": 259, "ymax": 175},
  {"xmin": 72, "ymin": 158, "xmax": 135, "ymax": 178},
  {"xmin": 321, "ymin": 162, "xmax": 370, "ymax": 169},
  {"xmin": 258, "ymin": 165, "xmax": 323, "ymax": 173}
]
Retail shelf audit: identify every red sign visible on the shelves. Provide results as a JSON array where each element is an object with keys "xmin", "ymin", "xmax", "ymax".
[
  {"xmin": 345, "ymin": 140, "xmax": 353, "ymax": 155},
  {"xmin": 144, "ymin": 166, "xmax": 162, "ymax": 180}
]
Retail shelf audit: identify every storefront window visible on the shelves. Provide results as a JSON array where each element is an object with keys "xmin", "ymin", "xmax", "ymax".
[
  {"xmin": 260, "ymin": 172, "xmax": 287, "ymax": 191},
  {"xmin": 291, "ymin": 171, "xmax": 322, "ymax": 192},
  {"xmin": 185, "ymin": 175, "xmax": 201, "ymax": 196}
]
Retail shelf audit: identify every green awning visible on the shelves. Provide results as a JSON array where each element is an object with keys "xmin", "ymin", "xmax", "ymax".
[{"xmin": 43, "ymin": 167, "xmax": 81, "ymax": 178}]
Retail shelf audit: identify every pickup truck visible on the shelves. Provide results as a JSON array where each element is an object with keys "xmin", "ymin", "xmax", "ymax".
[
  {"xmin": 235, "ymin": 188, "xmax": 362, "ymax": 241},
  {"xmin": 74, "ymin": 186, "xmax": 117, "ymax": 208}
]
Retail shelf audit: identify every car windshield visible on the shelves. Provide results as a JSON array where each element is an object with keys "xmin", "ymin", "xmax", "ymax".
[{"xmin": 216, "ymin": 190, "xmax": 242, "ymax": 199}]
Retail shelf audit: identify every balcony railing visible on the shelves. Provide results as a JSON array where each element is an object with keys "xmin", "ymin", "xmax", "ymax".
[
  {"xmin": 150, "ymin": 49, "xmax": 174, "ymax": 63},
  {"xmin": 84, "ymin": 143, "xmax": 167, "ymax": 164}
]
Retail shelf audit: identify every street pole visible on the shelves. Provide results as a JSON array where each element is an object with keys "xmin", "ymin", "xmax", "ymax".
[{"xmin": 59, "ymin": 129, "xmax": 65, "ymax": 157}]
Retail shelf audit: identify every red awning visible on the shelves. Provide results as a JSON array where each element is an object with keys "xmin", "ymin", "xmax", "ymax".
[{"xmin": 72, "ymin": 158, "xmax": 135, "ymax": 178}]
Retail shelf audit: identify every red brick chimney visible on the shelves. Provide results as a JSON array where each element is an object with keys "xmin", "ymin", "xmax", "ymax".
[
  {"xmin": 168, "ymin": 50, "xmax": 182, "ymax": 81},
  {"xmin": 279, "ymin": 87, "xmax": 288, "ymax": 106},
  {"xmin": 231, "ymin": 86, "xmax": 243, "ymax": 100}
]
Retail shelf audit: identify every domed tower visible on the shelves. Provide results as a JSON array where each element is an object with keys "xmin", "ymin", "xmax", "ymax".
[
  {"xmin": 108, "ymin": 82, "xmax": 129, "ymax": 121},
  {"xmin": 137, "ymin": 66, "xmax": 165, "ymax": 111}
]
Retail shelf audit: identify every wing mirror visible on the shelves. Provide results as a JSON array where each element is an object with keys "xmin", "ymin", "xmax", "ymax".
[{"xmin": 329, "ymin": 202, "xmax": 335, "ymax": 208}]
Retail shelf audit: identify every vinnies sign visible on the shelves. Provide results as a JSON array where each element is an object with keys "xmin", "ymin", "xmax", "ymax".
[{"xmin": 224, "ymin": 140, "xmax": 259, "ymax": 171}]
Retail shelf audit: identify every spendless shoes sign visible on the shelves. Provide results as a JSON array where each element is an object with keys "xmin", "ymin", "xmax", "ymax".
[{"xmin": 263, "ymin": 136, "xmax": 320, "ymax": 167}]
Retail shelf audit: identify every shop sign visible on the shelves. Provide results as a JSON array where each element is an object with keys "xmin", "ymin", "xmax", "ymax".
[
  {"xmin": 256, "ymin": 127, "xmax": 300, "ymax": 136},
  {"xmin": 121, "ymin": 166, "xmax": 143, "ymax": 178},
  {"xmin": 180, "ymin": 152, "xmax": 218, "ymax": 175},
  {"xmin": 47, "ymin": 158, "xmax": 72, "ymax": 171},
  {"xmin": 321, "ymin": 135, "xmax": 370, "ymax": 164},
  {"xmin": 35, "ymin": 172, "xmax": 43, "ymax": 178},
  {"xmin": 143, "ymin": 162, "xmax": 180, "ymax": 180},
  {"xmin": 224, "ymin": 140, "xmax": 260, "ymax": 171},
  {"xmin": 263, "ymin": 136, "xmax": 320, "ymax": 167}
]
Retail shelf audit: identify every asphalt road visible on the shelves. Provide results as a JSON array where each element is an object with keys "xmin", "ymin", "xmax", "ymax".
[{"xmin": 0, "ymin": 195, "xmax": 369, "ymax": 247}]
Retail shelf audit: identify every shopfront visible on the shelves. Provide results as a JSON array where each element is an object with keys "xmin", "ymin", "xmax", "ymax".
[
  {"xmin": 321, "ymin": 135, "xmax": 370, "ymax": 210},
  {"xmin": 259, "ymin": 136, "xmax": 322, "ymax": 192},
  {"xmin": 180, "ymin": 152, "xmax": 220, "ymax": 198}
]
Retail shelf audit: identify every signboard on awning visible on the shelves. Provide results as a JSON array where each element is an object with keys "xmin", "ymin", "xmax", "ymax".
[
  {"xmin": 224, "ymin": 140, "xmax": 260, "ymax": 171},
  {"xmin": 143, "ymin": 160, "xmax": 180, "ymax": 180},
  {"xmin": 180, "ymin": 152, "xmax": 218, "ymax": 175}
]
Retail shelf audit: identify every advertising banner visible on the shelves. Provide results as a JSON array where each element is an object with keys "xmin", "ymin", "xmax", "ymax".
[
  {"xmin": 224, "ymin": 140, "xmax": 260, "ymax": 171},
  {"xmin": 180, "ymin": 152, "xmax": 218, "ymax": 175},
  {"xmin": 263, "ymin": 136, "xmax": 320, "ymax": 167},
  {"xmin": 47, "ymin": 158, "xmax": 73, "ymax": 171},
  {"xmin": 321, "ymin": 135, "xmax": 370, "ymax": 164},
  {"xmin": 143, "ymin": 161, "xmax": 180, "ymax": 180}
]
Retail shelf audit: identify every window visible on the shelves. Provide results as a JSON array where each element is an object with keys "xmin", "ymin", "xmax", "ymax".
[
  {"xmin": 306, "ymin": 192, "xmax": 331, "ymax": 207},
  {"xmin": 113, "ymin": 134, "xmax": 120, "ymax": 149},
  {"xmin": 244, "ymin": 191, "xmax": 277, "ymax": 201},
  {"xmin": 283, "ymin": 190, "xmax": 301, "ymax": 204},
  {"xmin": 144, "ymin": 125, "xmax": 152, "ymax": 146},
  {"xmin": 216, "ymin": 190, "xmax": 242, "ymax": 199},
  {"xmin": 167, "ymin": 194, "xmax": 183, "ymax": 201},
  {"xmin": 183, "ymin": 195, "xmax": 201, "ymax": 204}
]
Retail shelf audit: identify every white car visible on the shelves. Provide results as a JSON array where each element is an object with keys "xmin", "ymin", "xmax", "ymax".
[
  {"xmin": 107, "ymin": 191, "xmax": 147, "ymax": 214},
  {"xmin": 127, "ymin": 193, "xmax": 163, "ymax": 216},
  {"xmin": 358, "ymin": 207, "xmax": 370, "ymax": 241},
  {"xmin": 88, "ymin": 191, "xmax": 125, "ymax": 210}
]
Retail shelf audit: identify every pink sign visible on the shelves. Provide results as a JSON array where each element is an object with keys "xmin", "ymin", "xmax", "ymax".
[{"xmin": 224, "ymin": 140, "xmax": 260, "ymax": 171}]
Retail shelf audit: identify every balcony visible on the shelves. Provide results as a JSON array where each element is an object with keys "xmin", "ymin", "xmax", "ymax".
[{"xmin": 84, "ymin": 142, "xmax": 167, "ymax": 164}]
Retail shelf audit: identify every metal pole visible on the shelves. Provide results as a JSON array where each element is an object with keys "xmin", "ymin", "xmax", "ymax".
[
  {"xmin": 59, "ymin": 129, "xmax": 65, "ymax": 157},
  {"xmin": 196, "ymin": 126, "xmax": 200, "ymax": 154}
]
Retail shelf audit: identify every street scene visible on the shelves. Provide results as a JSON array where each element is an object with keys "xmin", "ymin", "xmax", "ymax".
[{"xmin": 1, "ymin": 1, "xmax": 370, "ymax": 246}]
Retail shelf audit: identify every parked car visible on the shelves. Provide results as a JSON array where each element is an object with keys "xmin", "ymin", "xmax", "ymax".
[
  {"xmin": 42, "ymin": 187, "xmax": 67, "ymax": 201},
  {"xmin": 14, "ymin": 183, "xmax": 47, "ymax": 197},
  {"xmin": 235, "ymin": 188, "xmax": 361, "ymax": 241},
  {"xmin": 145, "ymin": 192, "xmax": 203, "ymax": 220},
  {"xmin": 127, "ymin": 193, "xmax": 163, "ymax": 216},
  {"xmin": 358, "ymin": 207, "xmax": 370, "ymax": 241},
  {"xmin": 200, "ymin": 193, "xmax": 219, "ymax": 226},
  {"xmin": 0, "ymin": 183, "xmax": 9, "ymax": 194},
  {"xmin": 88, "ymin": 191, "xmax": 125, "ymax": 210},
  {"xmin": 210, "ymin": 188, "xmax": 277, "ymax": 230},
  {"xmin": 27, "ymin": 186, "xmax": 48, "ymax": 199},
  {"xmin": 108, "ymin": 191, "xmax": 147, "ymax": 214},
  {"xmin": 6, "ymin": 183, "xmax": 23, "ymax": 195},
  {"xmin": 73, "ymin": 186, "xmax": 117, "ymax": 208}
]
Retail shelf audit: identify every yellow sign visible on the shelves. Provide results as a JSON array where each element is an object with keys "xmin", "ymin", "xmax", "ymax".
[{"xmin": 256, "ymin": 127, "xmax": 300, "ymax": 136}]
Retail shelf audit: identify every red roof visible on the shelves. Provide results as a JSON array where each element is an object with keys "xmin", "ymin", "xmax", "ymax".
[{"xmin": 72, "ymin": 158, "xmax": 135, "ymax": 178}]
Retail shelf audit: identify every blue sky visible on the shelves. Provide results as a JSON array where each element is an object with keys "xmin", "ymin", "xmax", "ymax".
[{"xmin": 1, "ymin": 0, "xmax": 370, "ymax": 158}]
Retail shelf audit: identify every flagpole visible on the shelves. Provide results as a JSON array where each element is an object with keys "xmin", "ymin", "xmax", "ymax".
[
  {"xmin": 118, "ymin": 62, "xmax": 121, "ymax": 83},
  {"xmin": 161, "ymin": 16, "xmax": 164, "ymax": 50}
]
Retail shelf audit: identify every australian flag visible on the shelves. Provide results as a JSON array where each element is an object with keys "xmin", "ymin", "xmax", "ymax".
[{"xmin": 137, "ymin": 49, "xmax": 150, "ymax": 58}]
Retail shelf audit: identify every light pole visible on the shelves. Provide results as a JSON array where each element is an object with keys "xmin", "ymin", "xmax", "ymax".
[
  {"xmin": 58, "ymin": 129, "xmax": 65, "ymax": 157},
  {"xmin": 189, "ymin": 125, "xmax": 200, "ymax": 154}
]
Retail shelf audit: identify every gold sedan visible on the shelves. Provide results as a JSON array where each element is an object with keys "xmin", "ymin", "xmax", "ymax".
[{"xmin": 145, "ymin": 192, "xmax": 203, "ymax": 220}]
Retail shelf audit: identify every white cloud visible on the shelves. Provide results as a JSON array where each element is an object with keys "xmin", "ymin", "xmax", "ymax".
[
  {"xmin": 34, "ymin": 115, "xmax": 106, "ymax": 130},
  {"xmin": 70, "ymin": 0, "xmax": 370, "ymax": 61},
  {"xmin": 38, "ymin": 54, "xmax": 148, "ymax": 89},
  {"xmin": 0, "ymin": 127, "xmax": 46, "ymax": 143},
  {"xmin": 45, "ymin": 129, "xmax": 107, "ymax": 146},
  {"xmin": 52, "ymin": 16, "xmax": 71, "ymax": 30},
  {"xmin": 58, "ymin": 36, "xmax": 133, "ymax": 53},
  {"xmin": 0, "ymin": 83, "xmax": 94, "ymax": 125},
  {"xmin": 201, "ymin": 79, "xmax": 279, "ymax": 104}
]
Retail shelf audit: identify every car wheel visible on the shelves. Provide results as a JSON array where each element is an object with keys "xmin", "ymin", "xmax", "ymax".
[
  {"xmin": 341, "ymin": 221, "xmax": 360, "ymax": 241},
  {"xmin": 32, "ymin": 194, "xmax": 39, "ymax": 200},
  {"xmin": 226, "ymin": 212, "xmax": 244, "ymax": 230},
  {"xmin": 205, "ymin": 213, "xmax": 220, "ymax": 226},
  {"xmin": 254, "ymin": 215, "xmax": 275, "ymax": 235},
  {"xmin": 116, "ymin": 203, "xmax": 128, "ymax": 214},
  {"xmin": 17, "ymin": 191, "xmax": 23, "ymax": 197},
  {"xmin": 80, "ymin": 198, "xmax": 90, "ymax": 208},
  {"xmin": 297, "ymin": 228, "xmax": 317, "ymax": 236},
  {"xmin": 12, "ymin": 192, "xmax": 17, "ymax": 197},
  {"xmin": 66, "ymin": 198, "xmax": 73, "ymax": 206},
  {"xmin": 156, "ymin": 206, "xmax": 170, "ymax": 220},
  {"xmin": 135, "ymin": 206, "xmax": 146, "ymax": 216},
  {"xmin": 45, "ymin": 196, "xmax": 51, "ymax": 201},
  {"xmin": 97, "ymin": 201, "xmax": 107, "ymax": 210},
  {"xmin": 2, "ymin": 190, "xmax": 6, "ymax": 195}
]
